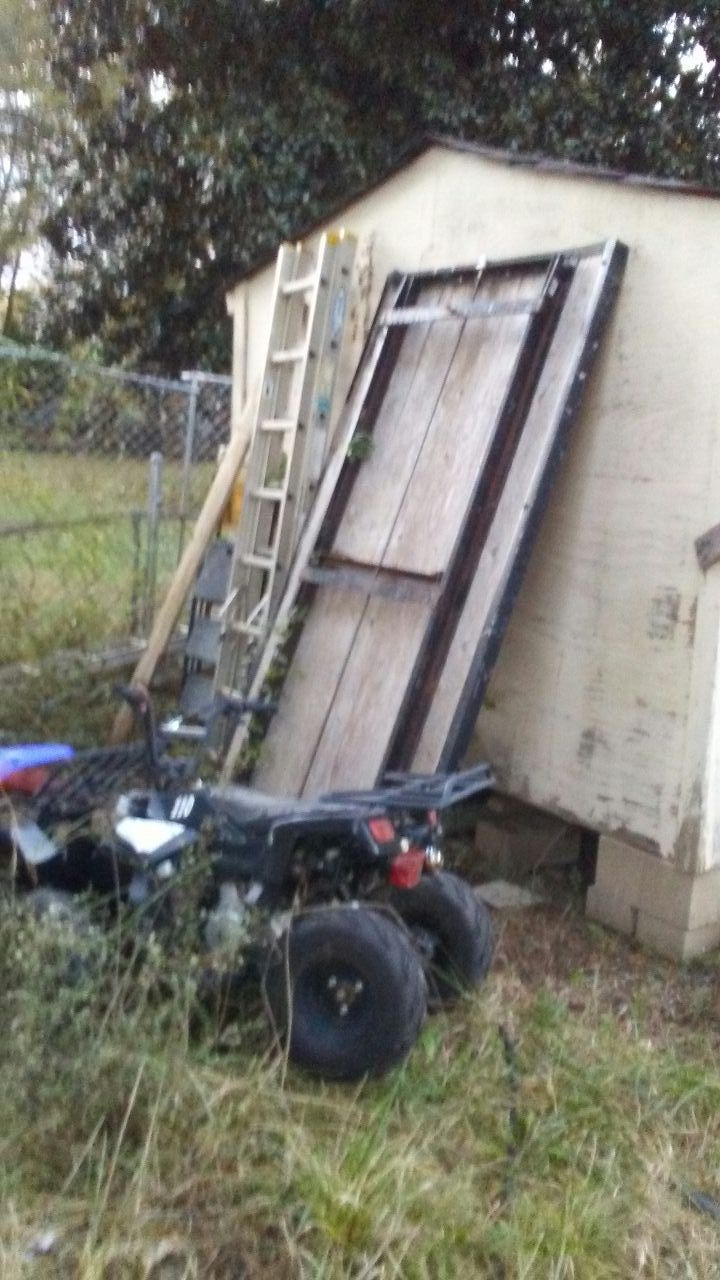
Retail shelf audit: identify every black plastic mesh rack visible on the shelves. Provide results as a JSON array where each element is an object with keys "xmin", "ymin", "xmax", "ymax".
[{"xmin": 35, "ymin": 743, "xmax": 150, "ymax": 822}]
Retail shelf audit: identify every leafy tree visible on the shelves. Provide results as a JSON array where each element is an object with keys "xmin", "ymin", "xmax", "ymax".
[
  {"xmin": 38, "ymin": 0, "xmax": 720, "ymax": 372},
  {"xmin": 0, "ymin": 0, "xmax": 70, "ymax": 337}
]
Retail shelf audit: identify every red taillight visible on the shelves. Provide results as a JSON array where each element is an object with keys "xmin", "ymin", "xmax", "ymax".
[
  {"xmin": 1, "ymin": 766, "xmax": 49, "ymax": 796},
  {"xmin": 368, "ymin": 816, "xmax": 396, "ymax": 844},
  {"xmin": 389, "ymin": 846, "xmax": 425, "ymax": 889}
]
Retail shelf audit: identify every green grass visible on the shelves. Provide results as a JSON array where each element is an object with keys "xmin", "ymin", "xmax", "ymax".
[
  {"xmin": 0, "ymin": 663, "xmax": 162, "ymax": 746},
  {"xmin": 0, "ymin": 450, "xmax": 212, "ymax": 667},
  {"xmin": 2, "ymin": 890, "xmax": 720, "ymax": 1278},
  {"xmin": 4, "ymin": 453, "xmax": 720, "ymax": 1275}
]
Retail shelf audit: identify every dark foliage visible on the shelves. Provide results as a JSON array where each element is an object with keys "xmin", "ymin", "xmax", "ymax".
[{"xmin": 40, "ymin": 1, "xmax": 719, "ymax": 371}]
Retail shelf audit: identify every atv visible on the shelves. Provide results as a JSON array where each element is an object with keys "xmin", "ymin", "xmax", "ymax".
[{"xmin": 0, "ymin": 686, "xmax": 494, "ymax": 1080}]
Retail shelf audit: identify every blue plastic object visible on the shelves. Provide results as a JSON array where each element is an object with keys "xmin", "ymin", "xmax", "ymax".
[{"xmin": 0, "ymin": 743, "xmax": 75, "ymax": 784}]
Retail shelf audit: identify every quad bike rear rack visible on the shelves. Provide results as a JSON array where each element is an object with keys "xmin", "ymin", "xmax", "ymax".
[{"xmin": 320, "ymin": 763, "xmax": 494, "ymax": 813}]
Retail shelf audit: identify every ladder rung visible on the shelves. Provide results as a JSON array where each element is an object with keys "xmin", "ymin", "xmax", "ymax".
[
  {"xmin": 271, "ymin": 345, "xmax": 307, "ymax": 365},
  {"xmin": 230, "ymin": 619, "xmax": 266, "ymax": 639},
  {"xmin": 281, "ymin": 272, "xmax": 317, "ymax": 296},
  {"xmin": 241, "ymin": 551, "xmax": 275, "ymax": 571},
  {"xmin": 260, "ymin": 417, "xmax": 296, "ymax": 433},
  {"xmin": 250, "ymin": 486, "xmax": 285, "ymax": 503},
  {"xmin": 218, "ymin": 684, "xmax": 253, "ymax": 703}
]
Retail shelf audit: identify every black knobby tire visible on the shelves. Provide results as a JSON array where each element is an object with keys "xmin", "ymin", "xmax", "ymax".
[
  {"xmin": 390, "ymin": 871, "xmax": 493, "ymax": 1004},
  {"xmin": 264, "ymin": 905, "xmax": 427, "ymax": 1081}
]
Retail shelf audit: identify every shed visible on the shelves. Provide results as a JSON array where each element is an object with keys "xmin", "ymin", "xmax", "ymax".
[{"xmin": 225, "ymin": 136, "xmax": 720, "ymax": 959}]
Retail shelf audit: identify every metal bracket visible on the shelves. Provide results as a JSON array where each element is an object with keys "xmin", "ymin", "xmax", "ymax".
[
  {"xmin": 695, "ymin": 523, "xmax": 720, "ymax": 572},
  {"xmin": 380, "ymin": 298, "xmax": 541, "ymax": 326},
  {"xmin": 303, "ymin": 554, "xmax": 443, "ymax": 603}
]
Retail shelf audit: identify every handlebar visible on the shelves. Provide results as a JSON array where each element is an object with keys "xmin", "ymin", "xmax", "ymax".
[
  {"xmin": 112, "ymin": 683, "xmax": 277, "ymax": 787},
  {"xmin": 114, "ymin": 683, "xmax": 149, "ymax": 710},
  {"xmin": 113, "ymin": 683, "xmax": 164, "ymax": 785},
  {"xmin": 215, "ymin": 693, "xmax": 277, "ymax": 719}
]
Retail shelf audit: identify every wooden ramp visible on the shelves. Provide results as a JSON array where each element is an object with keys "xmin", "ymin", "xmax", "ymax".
[{"xmin": 224, "ymin": 241, "xmax": 627, "ymax": 791}]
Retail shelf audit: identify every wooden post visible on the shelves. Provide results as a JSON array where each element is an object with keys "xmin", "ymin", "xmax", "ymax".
[{"xmin": 109, "ymin": 394, "xmax": 256, "ymax": 743}]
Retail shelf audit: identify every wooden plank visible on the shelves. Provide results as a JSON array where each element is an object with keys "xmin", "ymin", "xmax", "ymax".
[
  {"xmin": 109, "ymin": 399, "xmax": 255, "ymax": 744},
  {"xmin": 383, "ymin": 269, "xmax": 546, "ymax": 575},
  {"xmin": 300, "ymin": 596, "xmax": 432, "ymax": 793},
  {"xmin": 332, "ymin": 278, "xmax": 476, "ymax": 565},
  {"xmin": 302, "ymin": 563, "xmax": 442, "ymax": 603},
  {"xmin": 252, "ymin": 588, "xmax": 368, "ymax": 794},
  {"xmin": 412, "ymin": 242, "xmax": 627, "ymax": 771},
  {"xmin": 298, "ymin": 268, "xmax": 552, "ymax": 792}
]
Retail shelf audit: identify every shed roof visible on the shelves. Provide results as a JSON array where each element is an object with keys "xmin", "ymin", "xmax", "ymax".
[{"xmin": 228, "ymin": 134, "xmax": 720, "ymax": 289}]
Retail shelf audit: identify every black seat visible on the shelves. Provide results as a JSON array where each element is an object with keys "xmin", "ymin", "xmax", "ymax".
[{"xmin": 207, "ymin": 784, "xmax": 304, "ymax": 825}]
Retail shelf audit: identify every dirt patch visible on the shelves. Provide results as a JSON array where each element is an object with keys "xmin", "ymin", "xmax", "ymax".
[{"xmin": 488, "ymin": 887, "xmax": 720, "ymax": 1047}]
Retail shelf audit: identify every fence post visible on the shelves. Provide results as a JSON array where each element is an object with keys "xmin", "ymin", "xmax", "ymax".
[
  {"xmin": 130, "ymin": 510, "xmax": 143, "ymax": 634},
  {"xmin": 144, "ymin": 451, "xmax": 164, "ymax": 633},
  {"xmin": 179, "ymin": 372, "xmax": 199, "ymax": 531}
]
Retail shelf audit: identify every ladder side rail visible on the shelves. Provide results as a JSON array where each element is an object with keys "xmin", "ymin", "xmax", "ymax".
[
  {"xmin": 213, "ymin": 235, "xmax": 333, "ymax": 703},
  {"xmin": 276, "ymin": 236, "xmax": 357, "ymax": 607},
  {"xmin": 254, "ymin": 235, "xmax": 335, "ymax": 616},
  {"xmin": 268, "ymin": 237, "xmax": 356, "ymax": 612}
]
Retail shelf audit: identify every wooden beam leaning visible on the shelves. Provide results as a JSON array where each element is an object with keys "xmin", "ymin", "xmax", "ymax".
[{"xmin": 109, "ymin": 393, "xmax": 256, "ymax": 744}]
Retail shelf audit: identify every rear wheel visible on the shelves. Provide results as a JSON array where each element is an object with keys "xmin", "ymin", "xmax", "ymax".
[
  {"xmin": 390, "ymin": 871, "xmax": 493, "ymax": 1004},
  {"xmin": 264, "ymin": 905, "xmax": 426, "ymax": 1080}
]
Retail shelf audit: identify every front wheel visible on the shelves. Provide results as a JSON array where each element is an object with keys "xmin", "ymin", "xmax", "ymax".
[
  {"xmin": 264, "ymin": 906, "xmax": 427, "ymax": 1080},
  {"xmin": 390, "ymin": 871, "xmax": 493, "ymax": 1004}
]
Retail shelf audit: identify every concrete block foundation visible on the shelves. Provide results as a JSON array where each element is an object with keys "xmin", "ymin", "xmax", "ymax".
[
  {"xmin": 586, "ymin": 835, "xmax": 720, "ymax": 960},
  {"xmin": 473, "ymin": 795, "xmax": 581, "ymax": 880}
]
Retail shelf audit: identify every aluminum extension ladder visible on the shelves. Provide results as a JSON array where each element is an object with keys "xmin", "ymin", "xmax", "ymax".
[{"xmin": 212, "ymin": 229, "xmax": 356, "ymax": 709}]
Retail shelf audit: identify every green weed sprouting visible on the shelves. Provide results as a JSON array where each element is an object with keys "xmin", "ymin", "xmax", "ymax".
[
  {"xmin": 233, "ymin": 604, "xmax": 308, "ymax": 780},
  {"xmin": 346, "ymin": 431, "xmax": 374, "ymax": 462}
]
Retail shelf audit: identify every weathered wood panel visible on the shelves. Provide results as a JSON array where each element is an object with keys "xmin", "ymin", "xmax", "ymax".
[
  {"xmin": 333, "ymin": 279, "xmax": 474, "ymax": 564},
  {"xmin": 253, "ymin": 257, "xmax": 569, "ymax": 795},
  {"xmin": 413, "ymin": 245, "xmax": 625, "ymax": 770},
  {"xmin": 301, "ymin": 596, "xmax": 431, "ymax": 792},
  {"xmin": 383, "ymin": 273, "xmax": 541, "ymax": 575}
]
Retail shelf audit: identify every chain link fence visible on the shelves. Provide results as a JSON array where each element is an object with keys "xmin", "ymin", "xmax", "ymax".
[{"xmin": 0, "ymin": 342, "xmax": 232, "ymax": 671}]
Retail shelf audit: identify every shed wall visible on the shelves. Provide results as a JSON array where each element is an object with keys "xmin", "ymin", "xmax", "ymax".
[{"xmin": 226, "ymin": 147, "xmax": 720, "ymax": 870}]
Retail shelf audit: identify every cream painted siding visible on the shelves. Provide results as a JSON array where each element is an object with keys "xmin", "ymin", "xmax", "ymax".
[{"xmin": 226, "ymin": 145, "xmax": 720, "ymax": 872}]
